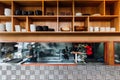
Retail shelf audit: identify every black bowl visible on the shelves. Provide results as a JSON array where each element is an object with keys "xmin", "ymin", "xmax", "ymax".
[
  {"xmin": 15, "ymin": 10, "xmax": 22, "ymax": 15},
  {"xmin": 35, "ymin": 10, "xmax": 42, "ymax": 15},
  {"xmin": 22, "ymin": 11, "xmax": 28, "ymax": 15},
  {"xmin": 28, "ymin": 11, "xmax": 34, "ymax": 15},
  {"xmin": 42, "ymin": 26, "xmax": 49, "ymax": 31},
  {"xmin": 36, "ymin": 26, "xmax": 43, "ymax": 31},
  {"xmin": 48, "ymin": 28, "xmax": 55, "ymax": 31}
]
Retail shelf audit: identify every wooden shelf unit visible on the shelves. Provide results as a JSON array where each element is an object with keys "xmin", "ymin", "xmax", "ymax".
[{"xmin": 0, "ymin": 0, "xmax": 119, "ymax": 32}]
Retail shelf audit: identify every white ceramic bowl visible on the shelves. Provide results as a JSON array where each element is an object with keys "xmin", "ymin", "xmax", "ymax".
[{"xmin": 76, "ymin": 13, "xmax": 82, "ymax": 16}]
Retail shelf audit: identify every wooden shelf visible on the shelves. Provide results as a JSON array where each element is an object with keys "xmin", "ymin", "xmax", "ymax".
[
  {"xmin": 0, "ymin": 31, "xmax": 119, "ymax": 34},
  {"xmin": 28, "ymin": 16, "xmax": 57, "ymax": 22},
  {"xmin": 0, "ymin": 16, "xmax": 11, "ymax": 20},
  {"xmin": 0, "ymin": 0, "xmax": 119, "ymax": 32},
  {"xmin": 0, "ymin": 1, "xmax": 12, "ymax": 5}
]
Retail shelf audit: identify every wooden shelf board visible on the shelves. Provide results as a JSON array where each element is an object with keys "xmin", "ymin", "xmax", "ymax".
[
  {"xmin": 75, "ymin": 16, "xmax": 88, "ymax": 21},
  {"xmin": 13, "ymin": 16, "xmax": 26, "ymax": 20},
  {"xmin": 0, "ymin": 1, "xmax": 12, "ymax": 5},
  {"xmin": 58, "ymin": 15, "xmax": 73, "ymax": 17},
  {"xmin": 29, "ymin": 16, "xmax": 57, "ymax": 21},
  {"xmin": 59, "ymin": 16, "xmax": 73, "ymax": 21},
  {"xmin": 0, "ymin": 32, "xmax": 119, "ymax": 34},
  {"xmin": 0, "ymin": 16, "xmax": 11, "ymax": 20}
]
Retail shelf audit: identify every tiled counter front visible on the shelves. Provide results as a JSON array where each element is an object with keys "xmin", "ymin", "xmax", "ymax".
[{"xmin": 0, "ymin": 64, "xmax": 120, "ymax": 80}]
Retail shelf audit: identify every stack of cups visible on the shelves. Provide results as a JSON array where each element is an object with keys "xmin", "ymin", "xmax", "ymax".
[
  {"xmin": 0, "ymin": 23, "xmax": 5, "ymax": 32},
  {"xmin": 89, "ymin": 27, "xmax": 94, "ymax": 32},
  {"xmin": 111, "ymin": 28, "xmax": 116, "ymax": 32},
  {"xmin": 21, "ymin": 29, "xmax": 26, "ymax": 32},
  {"xmin": 106, "ymin": 27, "xmax": 111, "ymax": 32},
  {"xmin": 94, "ymin": 27, "xmax": 99, "ymax": 32},
  {"xmin": 6, "ymin": 22, "xmax": 12, "ymax": 32},
  {"xmin": 15, "ymin": 25, "xmax": 21, "ymax": 32},
  {"xmin": 30, "ymin": 24, "xmax": 36, "ymax": 32},
  {"xmin": 4, "ymin": 8, "xmax": 11, "ymax": 16},
  {"xmin": 100, "ymin": 27, "xmax": 105, "ymax": 32}
]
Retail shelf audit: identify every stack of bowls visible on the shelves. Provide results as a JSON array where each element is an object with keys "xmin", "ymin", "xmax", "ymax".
[
  {"xmin": 111, "ymin": 28, "xmax": 116, "ymax": 32},
  {"xmin": 106, "ymin": 27, "xmax": 111, "ymax": 32},
  {"xmin": 0, "ymin": 23, "xmax": 5, "ymax": 32},
  {"xmin": 6, "ymin": 22, "xmax": 12, "ymax": 32},
  {"xmin": 100, "ymin": 27, "xmax": 105, "ymax": 32}
]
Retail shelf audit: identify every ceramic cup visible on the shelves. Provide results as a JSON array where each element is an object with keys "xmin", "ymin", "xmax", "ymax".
[
  {"xmin": 76, "ymin": 12, "xmax": 82, "ymax": 16},
  {"xmin": 0, "ymin": 23, "xmax": 5, "ymax": 31},
  {"xmin": 30, "ymin": 24, "xmax": 36, "ymax": 32},
  {"xmin": 21, "ymin": 29, "xmax": 26, "ymax": 32},
  {"xmin": 89, "ymin": 27, "xmax": 94, "ymax": 32},
  {"xmin": 94, "ymin": 27, "xmax": 99, "ymax": 32},
  {"xmin": 5, "ymin": 22, "xmax": 12, "ymax": 32},
  {"xmin": 35, "ymin": 10, "xmax": 42, "ymax": 15},
  {"xmin": 4, "ymin": 8, "xmax": 11, "ymax": 16},
  {"xmin": 106, "ymin": 27, "xmax": 110, "ymax": 32},
  {"xmin": 111, "ymin": 28, "xmax": 116, "ymax": 32},
  {"xmin": 15, "ymin": 25, "xmax": 21, "ymax": 32},
  {"xmin": 100, "ymin": 27, "xmax": 105, "ymax": 32}
]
